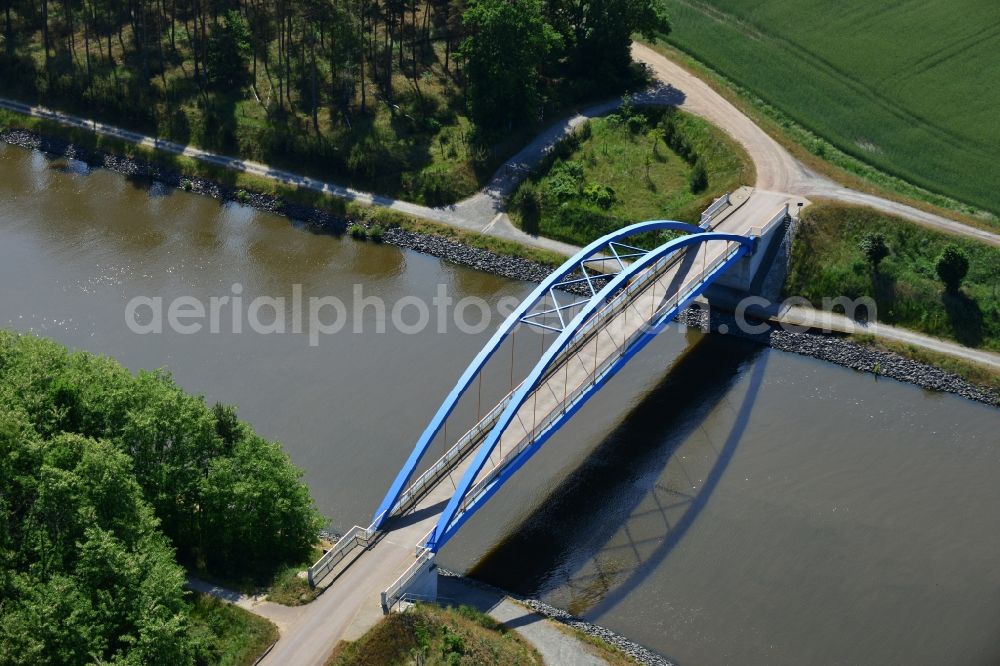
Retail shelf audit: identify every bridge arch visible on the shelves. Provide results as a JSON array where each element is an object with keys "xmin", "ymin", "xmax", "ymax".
[
  {"xmin": 426, "ymin": 229, "xmax": 753, "ymax": 551},
  {"xmin": 372, "ymin": 220, "xmax": 706, "ymax": 529}
]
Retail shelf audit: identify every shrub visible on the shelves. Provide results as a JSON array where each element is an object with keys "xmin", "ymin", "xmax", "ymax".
[
  {"xmin": 583, "ymin": 182, "xmax": 616, "ymax": 209},
  {"xmin": 367, "ymin": 225, "xmax": 384, "ymax": 242},
  {"xmin": 181, "ymin": 178, "xmax": 193, "ymax": 191},
  {"xmin": 627, "ymin": 113, "xmax": 648, "ymax": 134},
  {"xmin": 511, "ymin": 181, "xmax": 543, "ymax": 234},
  {"xmin": 412, "ymin": 169, "xmax": 465, "ymax": 206},
  {"xmin": 347, "ymin": 223, "xmax": 366, "ymax": 239},
  {"xmin": 689, "ymin": 160, "xmax": 708, "ymax": 193},
  {"xmin": 235, "ymin": 189, "xmax": 252, "ymax": 204},
  {"xmin": 936, "ymin": 244, "xmax": 970, "ymax": 292},
  {"xmin": 544, "ymin": 160, "xmax": 584, "ymax": 203},
  {"xmin": 858, "ymin": 231, "xmax": 889, "ymax": 270},
  {"xmin": 550, "ymin": 203, "xmax": 626, "ymax": 241}
]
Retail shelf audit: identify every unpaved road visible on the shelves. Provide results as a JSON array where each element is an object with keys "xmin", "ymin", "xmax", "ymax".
[{"xmin": 630, "ymin": 43, "xmax": 1000, "ymax": 248}]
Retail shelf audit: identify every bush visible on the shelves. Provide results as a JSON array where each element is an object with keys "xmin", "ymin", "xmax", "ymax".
[
  {"xmin": 347, "ymin": 223, "xmax": 366, "ymax": 239},
  {"xmin": 411, "ymin": 169, "xmax": 466, "ymax": 207},
  {"xmin": 583, "ymin": 182, "xmax": 617, "ymax": 209},
  {"xmin": 544, "ymin": 160, "xmax": 584, "ymax": 202},
  {"xmin": 689, "ymin": 160, "xmax": 708, "ymax": 193},
  {"xmin": 549, "ymin": 203, "xmax": 627, "ymax": 242},
  {"xmin": 936, "ymin": 244, "xmax": 970, "ymax": 292},
  {"xmin": 367, "ymin": 225, "xmax": 384, "ymax": 242},
  {"xmin": 511, "ymin": 181, "xmax": 543, "ymax": 235},
  {"xmin": 858, "ymin": 231, "xmax": 889, "ymax": 269}
]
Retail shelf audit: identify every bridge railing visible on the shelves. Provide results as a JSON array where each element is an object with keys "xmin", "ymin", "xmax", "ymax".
[
  {"xmin": 381, "ymin": 545, "xmax": 434, "ymax": 612},
  {"xmin": 384, "ymin": 592, "xmax": 457, "ymax": 614},
  {"xmin": 747, "ymin": 204, "xmax": 790, "ymax": 240},
  {"xmin": 700, "ymin": 192, "xmax": 731, "ymax": 228},
  {"xmin": 306, "ymin": 511, "xmax": 385, "ymax": 587},
  {"xmin": 453, "ymin": 238, "xmax": 747, "ymax": 518},
  {"xmin": 392, "ymin": 385, "xmax": 523, "ymax": 518}
]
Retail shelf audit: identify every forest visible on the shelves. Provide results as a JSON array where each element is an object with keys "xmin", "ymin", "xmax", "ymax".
[
  {"xmin": 0, "ymin": 0, "xmax": 669, "ymax": 202},
  {"xmin": 0, "ymin": 331, "xmax": 322, "ymax": 664}
]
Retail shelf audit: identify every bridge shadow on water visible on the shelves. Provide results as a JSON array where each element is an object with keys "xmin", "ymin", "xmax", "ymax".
[{"xmin": 468, "ymin": 332, "xmax": 768, "ymax": 620}]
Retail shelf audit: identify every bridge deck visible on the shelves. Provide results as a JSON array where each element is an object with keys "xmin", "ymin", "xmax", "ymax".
[{"xmin": 260, "ymin": 190, "xmax": 799, "ymax": 666}]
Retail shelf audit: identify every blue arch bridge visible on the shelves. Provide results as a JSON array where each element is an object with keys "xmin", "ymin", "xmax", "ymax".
[{"xmin": 303, "ymin": 189, "xmax": 796, "ymax": 627}]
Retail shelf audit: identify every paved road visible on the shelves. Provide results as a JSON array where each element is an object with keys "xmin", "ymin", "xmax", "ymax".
[{"xmin": 186, "ymin": 578, "xmax": 306, "ymax": 634}]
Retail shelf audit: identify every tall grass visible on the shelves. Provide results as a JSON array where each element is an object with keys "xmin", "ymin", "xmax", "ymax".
[
  {"xmin": 786, "ymin": 204, "xmax": 1000, "ymax": 351},
  {"xmin": 188, "ymin": 595, "xmax": 278, "ymax": 666},
  {"xmin": 326, "ymin": 604, "xmax": 542, "ymax": 666},
  {"xmin": 509, "ymin": 106, "xmax": 752, "ymax": 245}
]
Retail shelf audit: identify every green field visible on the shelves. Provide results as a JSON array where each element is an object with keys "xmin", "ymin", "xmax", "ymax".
[
  {"xmin": 785, "ymin": 204, "xmax": 1000, "ymax": 352},
  {"xmin": 655, "ymin": 0, "xmax": 1000, "ymax": 214},
  {"xmin": 509, "ymin": 106, "xmax": 752, "ymax": 245}
]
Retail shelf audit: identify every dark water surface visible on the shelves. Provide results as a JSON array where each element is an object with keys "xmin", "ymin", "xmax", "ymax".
[{"xmin": 2, "ymin": 143, "xmax": 998, "ymax": 665}]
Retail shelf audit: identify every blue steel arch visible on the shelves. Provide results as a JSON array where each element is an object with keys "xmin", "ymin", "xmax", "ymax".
[
  {"xmin": 372, "ymin": 220, "xmax": 705, "ymax": 528},
  {"xmin": 427, "ymin": 229, "xmax": 753, "ymax": 551}
]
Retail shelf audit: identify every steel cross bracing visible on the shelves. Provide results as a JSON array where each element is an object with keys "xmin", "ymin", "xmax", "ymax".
[{"xmin": 519, "ymin": 241, "xmax": 651, "ymax": 334}]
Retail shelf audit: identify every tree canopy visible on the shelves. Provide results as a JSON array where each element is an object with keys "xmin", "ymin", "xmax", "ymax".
[
  {"xmin": 936, "ymin": 244, "xmax": 970, "ymax": 293},
  {"xmin": 0, "ymin": 330, "xmax": 323, "ymax": 664},
  {"xmin": 460, "ymin": 0, "xmax": 670, "ymax": 138},
  {"xmin": 0, "ymin": 0, "xmax": 668, "ymax": 145},
  {"xmin": 461, "ymin": 0, "xmax": 558, "ymax": 135},
  {"xmin": 858, "ymin": 231, "xmax": 889, "ymax": 270}
]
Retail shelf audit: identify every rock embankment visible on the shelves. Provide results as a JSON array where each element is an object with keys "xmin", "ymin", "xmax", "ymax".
[
  {"xmin": 2, "ymin": 127, "xmax": 996, "ymax": 407},
  {"xmin": 674, "ymin": 307, "xmax": 998, "ymax": 407},
  {"xmin": 437, "ymin": 568, "xmax": 675, "ymax": 666}
]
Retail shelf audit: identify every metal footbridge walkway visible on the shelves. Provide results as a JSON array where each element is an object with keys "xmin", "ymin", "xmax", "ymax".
[{"xmin": 280, "ymin": 191, "xmax": 795, "ymax": 662}]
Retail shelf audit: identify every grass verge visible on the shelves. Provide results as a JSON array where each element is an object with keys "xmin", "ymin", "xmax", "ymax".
[
  {"xmin": 325, "ymin": 603, "xmax": 542, "ymax": 665},
  {"xmin": 188, "ymin": 594, "xmax": 279, "ymax": 666},
  {"xmin": 638, "ymin": 39, "xmax": 1000, "ymax": 233},
  {"xmin": 785, "ymin": 203, "xmax": 1000, "ymax": 352}
]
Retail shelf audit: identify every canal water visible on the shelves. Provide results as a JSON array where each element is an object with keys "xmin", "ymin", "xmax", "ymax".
[{"xmin": 2, "ymin": 143, "xmax": 998, "ymax": 664}]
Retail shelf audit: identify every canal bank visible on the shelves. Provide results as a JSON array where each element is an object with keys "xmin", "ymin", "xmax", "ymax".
[
  {"xmin": 2, "ymin": 141, "xmax": 998, "ymax": 664},
  {"xmin": 1, "ymin": 128, "xmax": 996, "ymax": 406}
]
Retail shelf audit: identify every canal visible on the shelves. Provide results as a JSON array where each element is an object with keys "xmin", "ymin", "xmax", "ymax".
[{"xmin": 2, "ymin": 142, "xmax": 998, "ymax": 664}]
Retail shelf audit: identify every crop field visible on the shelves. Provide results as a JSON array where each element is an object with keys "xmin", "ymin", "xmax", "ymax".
[{"xmin": 655, "ymin": 0, "xmax": 1000, "ymax": 214}]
